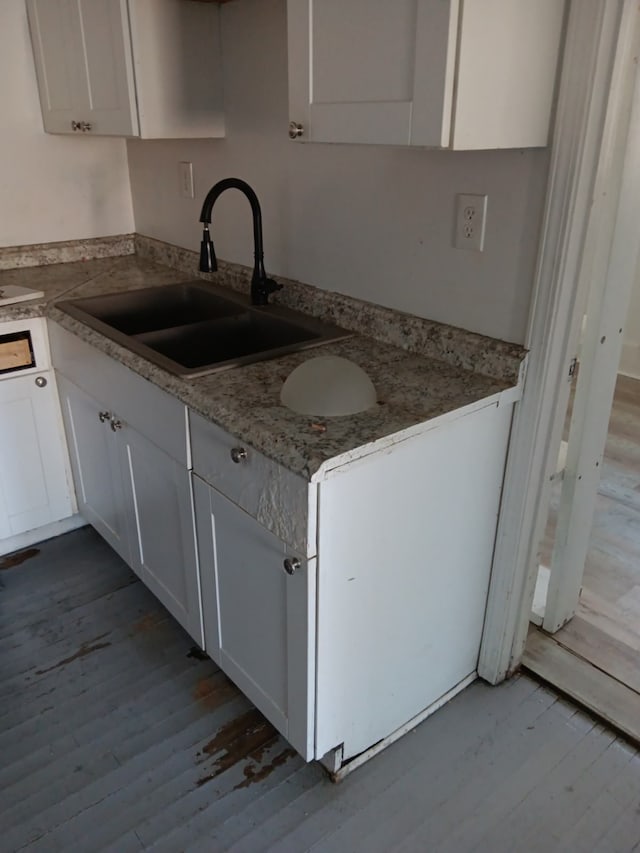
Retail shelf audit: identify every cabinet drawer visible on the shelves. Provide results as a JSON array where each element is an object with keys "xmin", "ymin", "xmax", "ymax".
[
  {"xmin": 50, "ymin": 322, "xmax": 188, "ymax": 465},
  {"xmin": 190, "ymin": 410, "xmax": 313, "ymax": 557}
]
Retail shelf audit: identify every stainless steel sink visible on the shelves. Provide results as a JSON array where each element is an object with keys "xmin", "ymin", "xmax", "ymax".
[{"xmin": 56, "ymin": 281, "xmax": 351, "ymax": 377}]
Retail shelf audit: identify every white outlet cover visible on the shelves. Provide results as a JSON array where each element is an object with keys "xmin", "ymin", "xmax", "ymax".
[{"xmin": 454, "ymin": 193, "xmax": 487, "ymax": 251}]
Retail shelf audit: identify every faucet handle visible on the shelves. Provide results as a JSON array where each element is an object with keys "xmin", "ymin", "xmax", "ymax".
[
  {"xmin": 252, "ymin": 276, "xmax": 282, "ymax": 306},
  {"xmin": 264, "ymin": 277, "xmax": 283, "ymax": 294}
]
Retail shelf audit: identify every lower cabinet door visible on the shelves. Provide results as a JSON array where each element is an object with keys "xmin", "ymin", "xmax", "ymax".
[
  {"xmin": 0, "ymin": 371, "xmax": 73, "ymax": 539},
  {"xmin": 57, "ymin": 374, "xmax": 132, "ymax": 564},
  {"xmin": 124, "ymin": 427, "xmax": 203, "ymax": 647},
  {"xmin": 193, "ymin": 474, "xmax": 315, "ymax": 760}
]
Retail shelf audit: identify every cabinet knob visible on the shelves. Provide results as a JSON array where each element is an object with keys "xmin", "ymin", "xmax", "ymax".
[
  {"xmin": 283, "ymin": 557, "xmax": 300, "ymax": 576},
  {"xmin": 288, "ymin": 121, "xmax": 304, "ymax": 139},
  {"xmin": 98, "ymin": 410, "xmax": 111, "ymax": 423},
  {"xmin": 230, "ymin": 447, "xmax": 248, "ymax": 463},
  {"xmin": 110, "ymin": 417, "xmax": 123, "ymax": 431},
  {"xmin": 34, "ymin": 376, "xmax": 47, "ymax": 388},
  {"xmin": 71, "ymin": 120, "xmax": 92, "ymax": 132}
]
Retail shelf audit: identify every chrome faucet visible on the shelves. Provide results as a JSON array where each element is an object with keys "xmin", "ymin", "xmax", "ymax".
[{"xmin": 198, "ymin": 177, "xmax": 282, "ymax": 306}]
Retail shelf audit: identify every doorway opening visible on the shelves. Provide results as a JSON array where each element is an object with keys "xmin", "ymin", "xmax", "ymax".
[
  {"xmin": 527, "ymin": 317, "xmax": 640, "ymax": 741},
  {"xmin": 519, "ymin": 2, "xmax": 640, "ymax": 740}
]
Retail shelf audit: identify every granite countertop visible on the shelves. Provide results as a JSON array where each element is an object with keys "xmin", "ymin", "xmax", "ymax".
[{"xmin": 0, "ymin": 252, "xmax": 520, "ymax": 480}]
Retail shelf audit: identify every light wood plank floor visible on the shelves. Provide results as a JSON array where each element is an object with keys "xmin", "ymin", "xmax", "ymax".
[
  {"xmin": 537, "ymin": 374, "xmax": 640, "ymax": 699},
  {"xmin": 3, "ymin": 528, "xmax": 640, "ymax": 851}
]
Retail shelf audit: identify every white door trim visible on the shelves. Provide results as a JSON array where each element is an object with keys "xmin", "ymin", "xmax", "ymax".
[
  {"xmin": 478, "ymin": 0, "xmax": 640, "ymax": 683},
  {"xmin": 544, "ymin": 16, "xmax": 640, "ymax": 633}
]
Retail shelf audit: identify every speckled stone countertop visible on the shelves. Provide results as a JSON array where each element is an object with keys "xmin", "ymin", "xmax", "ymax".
[{"xmin": 0, "ymin": 247, "xmax": 525, "ymax": 480}]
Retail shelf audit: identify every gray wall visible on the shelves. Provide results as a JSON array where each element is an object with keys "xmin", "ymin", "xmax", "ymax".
[{"xmin": 127, "ymin": 0, "xmax": 551, "ymax": 344}]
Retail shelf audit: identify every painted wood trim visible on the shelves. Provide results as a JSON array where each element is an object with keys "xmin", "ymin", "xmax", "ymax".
[
  {"xmin": 544, "ymin": 18, "xmax": 640, "ymax": 632},
  {"xmin": 478, "ymin": 0, "xmax": 639, "ymax": 684}
]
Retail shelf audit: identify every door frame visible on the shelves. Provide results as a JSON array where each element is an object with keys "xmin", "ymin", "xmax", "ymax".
[
  {"xmin": 543, "ymin": 19, "xmax": 640, "ymax": 633},
  {"xmin": 479, "ymin": 0, "xmax": 640, "ymax": 683}
]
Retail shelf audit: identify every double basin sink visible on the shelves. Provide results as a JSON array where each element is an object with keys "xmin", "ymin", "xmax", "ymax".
[{"xmin": 57, "ymin": 281, "xmax": 350, "ymax": 377}]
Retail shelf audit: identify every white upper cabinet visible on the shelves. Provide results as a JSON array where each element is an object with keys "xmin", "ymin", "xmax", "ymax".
[
  {"xmin": 287, "ymin": 0, "xmax": 565, "ymax": 149},
  {"xmin": 26, "ymin": 0, "xmax": 224, "ymax": 138}
]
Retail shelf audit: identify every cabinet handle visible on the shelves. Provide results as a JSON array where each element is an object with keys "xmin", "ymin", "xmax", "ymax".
[
  {"xmin": 283, "ymin": 557, "xmax": 300, "ymax": 576},
  {"xmin": 71, "ymin": 120, "xmax": 92, "ymax": 132},
  {"xmin": 34, "ymin": 376, "xmax": 47, "ymax": 388},
  {"xmin": 110, "ymin": 417, "xmax": 123, "ymax": 431},
  {"xmin": 288, "ymin": 121, "xmax": 304, "ymax": 139},
  {"xmin": 98, "ymin": 410, "xmax": 111, "ymax": 423},
  {"xmin": 230, "ymin": 447, "xmax": 247, "ymax": 463}
]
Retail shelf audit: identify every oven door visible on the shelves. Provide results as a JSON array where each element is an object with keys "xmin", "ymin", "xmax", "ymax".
[{"xmin": 0, "ymin": 318, "xmax": 50, "ymax": 379}]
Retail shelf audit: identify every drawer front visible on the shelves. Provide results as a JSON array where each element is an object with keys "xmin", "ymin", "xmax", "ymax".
[
  {"xmin": 190, "ymin": 410, "xmax": 312, "ymax": 556},
  {"xmin": 49, "ymin": 322, "xmax": 188, "ymax": 466}
]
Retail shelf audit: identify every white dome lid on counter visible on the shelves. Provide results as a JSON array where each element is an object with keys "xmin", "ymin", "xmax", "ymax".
[{"xmin": 280, "ymin": 355, "xmax": 377, "ymax": 417}]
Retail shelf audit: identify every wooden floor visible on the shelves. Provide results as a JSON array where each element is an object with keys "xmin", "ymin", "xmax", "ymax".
[
  {"xmin": 538, "ymin": 374, "xmax": 640, "ymax": 699},
  {"xmin": 2, "ymin": 529, "xmax": 640, "ymax": 851}
]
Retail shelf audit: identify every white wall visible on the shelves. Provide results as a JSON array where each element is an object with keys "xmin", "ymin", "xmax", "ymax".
[
  {"xmin": 0, "ymin": 0, "xmax": 134, "ymax": 248},
  {"xmin": 128, "ymin": 0, "xmax": 551, "ymax": 344}
]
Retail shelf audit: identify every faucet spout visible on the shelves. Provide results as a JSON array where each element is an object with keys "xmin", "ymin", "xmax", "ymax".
[{"xmin": 198, "ymin": 177, "xmax": 282, "ymax": 306}]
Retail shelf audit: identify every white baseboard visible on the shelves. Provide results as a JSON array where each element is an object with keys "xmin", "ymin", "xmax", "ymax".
[{"xmin": 0, "ymin": 514, "xmax": 86, "ymax": 557}]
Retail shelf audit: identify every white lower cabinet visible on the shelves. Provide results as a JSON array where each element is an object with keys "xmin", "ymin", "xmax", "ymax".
[
  {"xmin": 193, "ymin": 474, "xmax": 316, "ymax": 760},
  {"xmin": 0, "ymin": 370, "xmax": 74, "ymax": 544},
  {"xmin": 57, "ymin": 375, "xmax": 132, "ymax": 564},
  {"xmin": 125, "ymin": 429, "xmax": 202, "ymax": 645},
  {"xmin": 50, "ymin": 322, "xmax": 517, "ymax": 772},
  {"xmin": 58, "ymin": 373, "xmax": 203, "ymax": 646},
  {"xmin": 190, "ymin": 394, "xmax": 515, "ymax": 769},
  {"xmin": 51, "ymin": 322, "xmax": 203, "ymax": 647}
]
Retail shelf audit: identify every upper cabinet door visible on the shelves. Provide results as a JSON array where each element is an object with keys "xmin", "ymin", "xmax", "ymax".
[
  {"xmin": 26, "ymin": 0, "xmax": 138, "ymax": 136},
  {"xmin": 288, "ymin": 0, "xmax": 454, "ymax": 147},
  {"xmin": 287, "ymin": 0, "xmax": 565, "ymax": 149},
  {"xmin": 74, "ymin": 0, "xmax": 139, "ymax": 136},
  {"xmin": 25, "ymin": 0, "xmax": 86, "ymax": 134}
]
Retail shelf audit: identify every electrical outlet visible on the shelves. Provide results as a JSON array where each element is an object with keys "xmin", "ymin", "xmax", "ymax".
[
  {"xmin": 179, "ymin": 161, "xmax": 194, "ymax": 199},
  {"xmin": 454, "ymin": 193, "xmax": 487, "ymax": 251}
]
